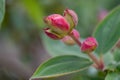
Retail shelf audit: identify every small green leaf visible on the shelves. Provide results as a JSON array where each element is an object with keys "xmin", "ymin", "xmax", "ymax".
[
  {"xmin": 113, "ymin": 48, "xmax": 120, "ymax": 62},
  {"xmin": 30, "ymin": 55, "xmax": 92, "ymax": 79},
  {"xmin": 103, "ymin": 52, "xmax": 114, "ymax": 66},
  {"xmin": 0, "ymin": 0, "xmax": 5, "ymax": 26},
  {"xmin": 105, "ymin": 72, "xmax": 120, "ymax": 80},
  {"xmin": 93, "ymin": 6, "xmax": 120, "ymax": 54}
]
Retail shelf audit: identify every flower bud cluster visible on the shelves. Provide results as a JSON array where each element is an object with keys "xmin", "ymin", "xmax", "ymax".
[
  {"xmin": 44, "ymin": 9, "xmax": 78, "ymax": 40},
  {"xmin": 44, "ymin": 9, "xmax": 98, "ymax": 53}
]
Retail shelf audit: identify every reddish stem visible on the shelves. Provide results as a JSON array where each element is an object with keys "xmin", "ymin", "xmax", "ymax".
[
  {"xmin": 69, "ymin": 34, "xmax": 104, "ymax": 70},
  {"xmin": 88, "ymin": 52, "xmax": 100, "ymax": 68},
  {"xmin": 69, "ymin": 34, "xmax": 81, "ymax": 47},
  {"xmin": 99, "ymin": 55, "xmax": 105, "ymax": 70}
]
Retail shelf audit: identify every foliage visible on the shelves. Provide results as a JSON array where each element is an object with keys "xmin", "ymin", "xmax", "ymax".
[
  {"xmin": 93, "ymin": 6, "xmax": 120, "ymax": 54},
  {"xmin": 30, "ymin": 55, "xmax": 92, "ymax": 79},
  {"xmin": 31, "ymin": 5, "xmax": 120, "ymax": 80},
  {"xmin": 0, "ymin": 0, "xmax": 5, "ymax": 26},
  {"xmin": 1, "ymin": 0, "xmax": 120, "ymax": 80}
]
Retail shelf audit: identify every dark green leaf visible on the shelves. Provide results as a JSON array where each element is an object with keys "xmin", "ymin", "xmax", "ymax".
[
  {"xmin": 93, "ymin": 6, "xmax": 120, "ymax": 54},
  {"xmin": 116, "ymin": 63, "xmax": 120, "ymax": 71},
  {"xmin": 105, "ymin": 72, "xmax": 120, "ymax": 80},
  {"xmin": 30, "ymin": 55, "xmax": 92, "ymax": 79},
  {"xmin": 0, "ymin": 0, "xmax": 5, "ymax": 26}
]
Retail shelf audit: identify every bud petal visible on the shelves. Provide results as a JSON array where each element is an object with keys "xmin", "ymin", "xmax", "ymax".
[
  {"xmin": 44, "ymin": 14, "xmax": 70, "ymax": 35},
  {"xmin": 61, "ymin": 36, "xmax": 75, "ymax": 45},
  {"xmin": 81, "ymin": 37, "xmax": 98, "ymax": 53},
  {"xmin": 44, "ymin": 28, "xmax": 64, "ymax": 40},
  {"xmin": 63, "ymin": 9, "xmax": 78, "ymax": 30},
  {"xmin": 61, "ymin": 29, "xmax": 80, "ymax": 45},
  {"xmin": 70, "ymin": 29, "xmax": 80, "ymax": 39}
]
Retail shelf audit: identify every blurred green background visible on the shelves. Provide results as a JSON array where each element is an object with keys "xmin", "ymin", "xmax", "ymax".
[{"xmin": 0, "ymin": 0, "xmax": 120, "ymax": 80}]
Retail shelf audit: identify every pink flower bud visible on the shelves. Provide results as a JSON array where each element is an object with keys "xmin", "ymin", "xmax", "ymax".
[
  {"xmin": 44, "ymin": 14, "xmax": 70, "ymax": 35},
  {"xmin": 63, "ymin": 9, "xmax": 78, "ymax": 30},
  {"xmin": 70, "ymin": 29, "xmax": 80, "ymax": 38},
  {"xmin": 61, "ymin": 29, "xmax": 80, "ymax": 45},
  {"xmin": 81, "ymin": 37, "xmax": 98, "ymax": 53},
  {"xmin": 44, "ymin": 28, "xmax": 64, "ymax": 40}
]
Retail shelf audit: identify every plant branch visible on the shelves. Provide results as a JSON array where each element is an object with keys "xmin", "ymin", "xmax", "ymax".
[
  {"xmin": 88, "ymin": 52, "xmax": 100, "ymax": 67},
  {"xmin": 69, "ymin": 34, "xmax": 104, "ymax": 70},
  {"xmin": 69, "ymin": 34, "xmax": 81, "ymax": 47}
]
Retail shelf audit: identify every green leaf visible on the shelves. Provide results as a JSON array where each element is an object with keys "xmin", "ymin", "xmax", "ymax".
[
  {"xmin": 30, "ymin": 55, "xmax": 92, "ymax": 79},
  {"xmin": 42, "ymin": 33, "xmax": 88, "ymax": 58},
  {"xmin": 93, "ymin": 6, "xmax": 120, "ymax": 54},
  {"xmin": 113, "ymin": 48, "xmax": 120, "ymax": 62},
  {"xmin": 21, "ymin": 0, "xmax": 44, "ymax": 28},
  {"xmin": 105, "ymin": 72, "xmax": 120, "ymax": 80},
  {"xmin": 103, "ymin": 52, "xmax": 114, "ymax": 66},
  {"xmin": 116, "ymin": 62, "xmax": 120, "ymax": 71},
  {"xmin": 0, "ymin": 0, "xmax": 5, "ymax": 26}
]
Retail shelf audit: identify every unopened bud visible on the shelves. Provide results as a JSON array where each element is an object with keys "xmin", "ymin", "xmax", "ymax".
[
  {"xmin": 63, "ymin": 9, "xmax": 78, "ymax": 31},
  {"xmin": 61, "ymin": 29, "xmax": 80, "ymax": 45},
  {"xmin": 70, "ymin": 29, "xmax": 80, "ymax": 38},
  {"xmin": 44, "ymin": 14, "xmax": 70, "ymax": 35},
  {"xmin": 44, "ymin": 28, "xmax": 64, "ymax": 40},
  {"xmin": 81, "ymin": 37, "xmax": 98, "ymax": 53}
]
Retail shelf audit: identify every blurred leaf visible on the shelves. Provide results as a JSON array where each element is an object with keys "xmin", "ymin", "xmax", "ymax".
[
  {"xmin": 103, "ymin": 52, "xmax": 117, "ymax": 71},
  {"xmin": 93, "ymin": 6, "xmax": 120, "ymax": 54},
  {"xmin": 116, "ymin": 62, "xmax": 120, "ymax": 71},
  {"xmin": 30, "ymin": 55, "xmax": 92, "ymax": 79},
  {"xmin": 0, "ymin": 0, "xmax": 5, "ymax": 26},
  {"xmin": 42, "ymin": 33, "xmax": 88, "ymax": 58},
  {"xmin": 105, "ymin": 63, "xmax": 117, "ymax": 72},
  {"xmin": 113, "ymin": 48, "xmax": 120, "ymax": 62},
  {"xmin": 103, "ymin": 52, "xmax": 114, "ymax": 66},
  {"xmin": 105, "ymin": 72, "xmax": 120, "ymax": 80},
  {"xmin": 21, "ymin": 0, "xmax": 44, "ymax": 28}
]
